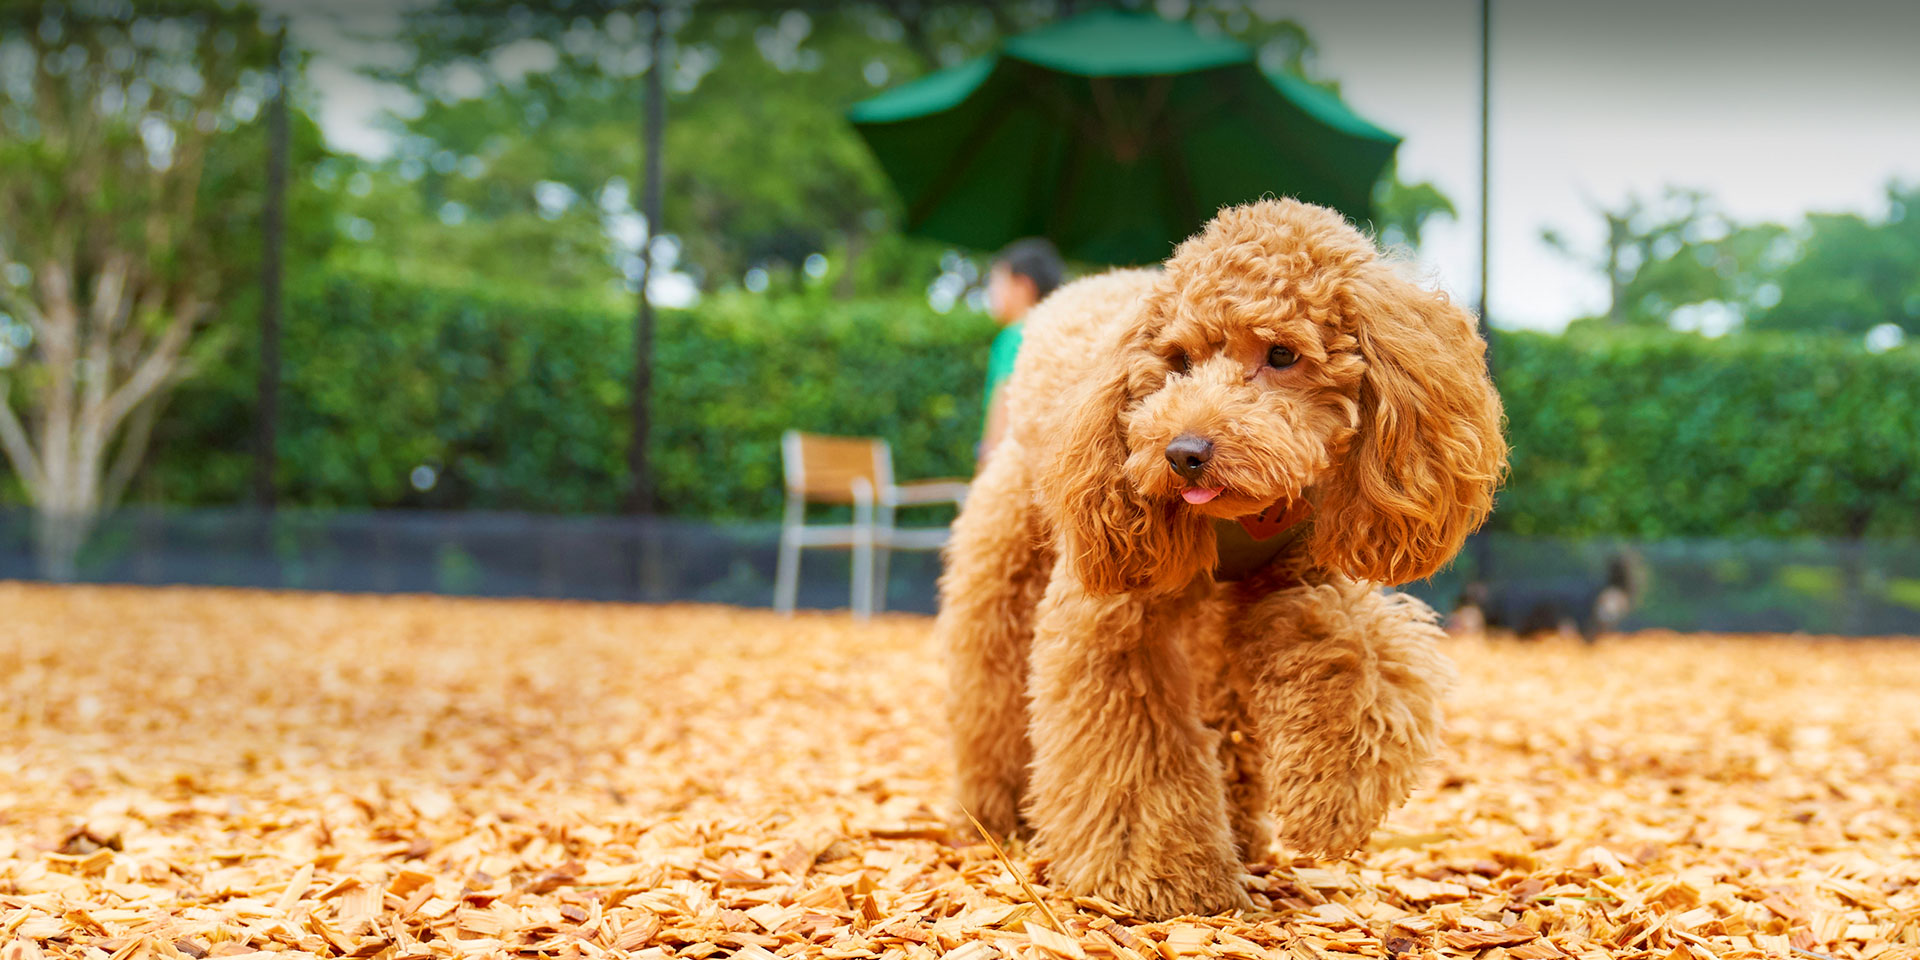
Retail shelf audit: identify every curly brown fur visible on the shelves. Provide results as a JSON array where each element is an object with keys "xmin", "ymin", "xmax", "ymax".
[
  {"xmin": 1227, "ymin": 577, "xmax": 1456, "ymax": 856},
  {"xmin": 936, "ymin": 438, "xmax": 1052, "ymax": 837},
  {"xmin": 937, "ymin": 199, "xmax": 1506, "ymax": 919},
  {"xmin": 1024, "ymin": 567, "xmax": 1250, "ymax": 916}
]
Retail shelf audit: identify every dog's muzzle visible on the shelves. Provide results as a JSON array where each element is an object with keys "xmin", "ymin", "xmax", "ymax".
[{"xmin": 1164, "ymin": 434, "xmax": 1214, "ymax": 481}]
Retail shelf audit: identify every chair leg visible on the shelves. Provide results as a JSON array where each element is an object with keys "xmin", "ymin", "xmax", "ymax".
[
  {"xmin": 872, "ymin": 503, "xmax": 894, "ymax": 614},
  {"xmin": 775, "ymin": 494, "xmax": 803, "ymax": 614},
  {"xmin": 851, "ymin": 482, "xmax": 875, "ymax": 621}
]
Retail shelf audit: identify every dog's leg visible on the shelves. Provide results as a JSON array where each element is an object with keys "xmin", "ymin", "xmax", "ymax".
[
  {"xmin": 1192, "ymin": 616, "xmax": 1272, "ymax": 863},
  {"xmin": 1024, "ymin": 569, "xmax": 1248, "ymax": 919},
  {"xmin": 1229, "ymin": 580, "xmax": 1455, "ymax": 858},
  {"xmin": 1213, "ymin": 685, "xmax": 1274, "ymax": 862},
  {"xmin": 937, "ymin": 442, "xmax": 1049, "ymax": 838}
]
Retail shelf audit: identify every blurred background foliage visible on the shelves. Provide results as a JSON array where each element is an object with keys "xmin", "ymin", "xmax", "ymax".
[
  {"xmin": 144, "ymin": 264, "xmax": 1920, "ymax": 541},
  {"xmin": 328, "ymin": 0, "xmax": 1455, "ymax": 303},
  {"xmin": 2, "ymin": 0, "xmax": 1918, "ymax": 551},
  {"xmin": 147, "ymin": 266, "xmax": 994, "ymax": 519},
  {"xmin": 1495, "ymin": 328, "xmax": 1920, "ymax": 539},
  {"xmin": 1543, "ymin": 183, "xmax": 1920, "ymax": 341}
]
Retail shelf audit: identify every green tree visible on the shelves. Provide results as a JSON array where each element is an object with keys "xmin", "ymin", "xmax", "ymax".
[
  {"xmin": 337, "ymin": 3, "xmax": 942, "ymax": 301},
  {"xmin": 1544, "ymin": 188, "xmax": 1789, "ymax": 331},
  {"xmin": 1748, "ymin": 182, "xmax": 1920, "ymax": 338},
  {"xmin": 346, "ymin": 0, "xmax": 1455, "ymax": 301},
  {"xmin": 0, "ymin": 2, "xmax": 332, "ymax": 573},
  {"xmin": 1546, "ymin": 183, "xmax": 1920, "ymax": 340},
  {"xmin": 1371, "ymin": 162, "xmax": 1456, "ymax": 252}
]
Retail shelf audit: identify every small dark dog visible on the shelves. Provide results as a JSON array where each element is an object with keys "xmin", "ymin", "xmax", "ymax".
[{"xmin": 1450, "ymin": 553, "xmax": 1642, "ymax": 643}]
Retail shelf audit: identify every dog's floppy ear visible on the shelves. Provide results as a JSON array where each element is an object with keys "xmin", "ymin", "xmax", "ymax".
[
  {"xmin": 1311, "ymin": 266, "xmax": 1507, "ymax": 584},
  {"xmin": 1040, "ymin": 323, "xmax": 1212, "ymax": 596}
]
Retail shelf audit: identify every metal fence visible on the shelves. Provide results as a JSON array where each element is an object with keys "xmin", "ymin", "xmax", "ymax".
[
  {"xmin": 0, "ymin": 507, "xmax": 947, "ymax": 613},
  {"xmin": 2, "ymin": 507, "xmax": 1917, "ymax": 635}
]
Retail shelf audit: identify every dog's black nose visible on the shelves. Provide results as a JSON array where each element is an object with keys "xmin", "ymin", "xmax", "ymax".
[{"xmin": 1164, "ymin": 434, "xmax": 1214, "ymax": 481}]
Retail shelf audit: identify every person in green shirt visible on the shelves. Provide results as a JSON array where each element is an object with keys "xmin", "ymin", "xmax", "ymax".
[{"xmin": 980, "ymin": 237, "xmax": 1066, "ymax": 468}]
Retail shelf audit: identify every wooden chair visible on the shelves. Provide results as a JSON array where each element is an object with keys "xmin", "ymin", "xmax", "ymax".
[{"xmin": 774, "ymin": 430, "xmax": 969, "ymax": 619}]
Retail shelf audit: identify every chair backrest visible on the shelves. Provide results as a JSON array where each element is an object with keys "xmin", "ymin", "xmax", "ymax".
[{"xmin": 782, "ymin": 431, "xmax": 895, "ymax": 504}]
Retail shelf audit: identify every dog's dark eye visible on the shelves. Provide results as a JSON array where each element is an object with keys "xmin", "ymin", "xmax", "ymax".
[
  {"xmin": 1170, "ymin": 350, "xmax": 1191, "ymax": 374},
  {"xmin": 1267, "ymin": 345, "xmax": 1299, "ymax": 369}
]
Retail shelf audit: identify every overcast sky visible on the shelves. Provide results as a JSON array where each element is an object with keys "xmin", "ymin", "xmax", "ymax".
[
  {"xmin": 1289, "ymin": 0, "xmax": 1920, "ymax": 329},
  {"xmin": 293, "ymin": 0, "xmax": 1920, "ymax": 331}
]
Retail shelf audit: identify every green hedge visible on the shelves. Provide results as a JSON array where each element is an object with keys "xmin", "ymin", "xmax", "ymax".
[
  {"xmin": 1493, "ymin": 328, "xmax": 1920, "ymax": 539},
  {"xmin": 145, "ymin": 268, "xmax": 1920, "ymax": 538},
  {"xmin": 650, "ymin": 286, "xmax": 993, "ymax": 518},
  {"xmin": 148, "ymin": 268, "xmax": 994, "ymax": 518}
]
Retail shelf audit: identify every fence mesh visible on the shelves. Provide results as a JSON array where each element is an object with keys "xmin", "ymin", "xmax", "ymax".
[{"xmin": 2, "ymin": 508, "xmax": 1916, "ymax": 634}]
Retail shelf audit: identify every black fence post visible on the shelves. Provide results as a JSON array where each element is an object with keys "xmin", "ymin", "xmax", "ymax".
[
  {"xmin": 256, "ymin": 22, "xmax": 287, "ymax": 512},
  {"xmin": 1470, "ymin": 0, "xmax": 1498, "ymax": 587},
  {"xmin": 255, "ymin": 21, "xmax": 290, "ymax": 587},
  {"xmin": 625, "ymin": 5, "xmax": 670, "ymax": 601},
  {"xmin": 626, "ymin": 4, "xmax": 665, "ymax": 517}
]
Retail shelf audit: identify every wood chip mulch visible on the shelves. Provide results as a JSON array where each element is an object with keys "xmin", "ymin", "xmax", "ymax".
[{"xmin": 3, "ymin": 583, "xmax": 1918, "ymax": 960}]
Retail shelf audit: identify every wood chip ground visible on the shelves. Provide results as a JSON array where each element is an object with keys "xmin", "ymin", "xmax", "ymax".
[{"xmin": 3, "ymin": 583, "xmax": 1918, "ymax": 960}]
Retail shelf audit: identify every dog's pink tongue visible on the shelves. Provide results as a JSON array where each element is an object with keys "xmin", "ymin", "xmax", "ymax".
[{"xmin": 1182, "ymin": 486, "xmax": 1223, "ymax": 505}]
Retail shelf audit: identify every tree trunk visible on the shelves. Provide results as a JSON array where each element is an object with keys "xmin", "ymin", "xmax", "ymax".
[
  {"xmin": 9, "ymin": 263, "xmax": 195, "ymax": 580},
  {"xmin": 33, "ymin": 509, "xmax": 88, "ymax": 582},
  {"xmin": 1838, "ymin": 510, "xmax": 1873, "ymax": 635},
  {"xmin": 836, "ymin": 229, "xmax": 865, "ymax": 300},
  {"xmin": 1605, "ymin": 213, "xmax": 1628, "ymax": 326}
]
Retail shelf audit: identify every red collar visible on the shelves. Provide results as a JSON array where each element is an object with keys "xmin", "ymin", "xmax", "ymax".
[{"xmin": 1237, "ymin": 498, "xmax": 1312, "ymax": 541}]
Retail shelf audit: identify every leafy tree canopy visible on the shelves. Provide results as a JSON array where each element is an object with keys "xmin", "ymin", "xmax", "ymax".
[
  {"xmin": 335, "ymin": 0, "xmax": 1456, "ymax": 303},
  {"xmin": 0, "ymin": 0, "xmax": 337, "ymax": 570},
  {"xmin": 1549, "ymin": 183, "xmax": 1920, "ymax": 340},
  {"xmin": 1748, "ymin": 183, "xmax": 1920, "ymax": 338}
]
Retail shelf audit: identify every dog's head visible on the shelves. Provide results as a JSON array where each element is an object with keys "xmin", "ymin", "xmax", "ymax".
[{"xmin": 1044, "ymin": 199, "xmax": 1507, "ymax": 594}]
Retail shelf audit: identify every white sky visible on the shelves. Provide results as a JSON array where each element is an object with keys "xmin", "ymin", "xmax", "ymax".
[
  {"xmin": 1290, "ymin": 0, "xmax": 1920, "ymax": 329},
  {"xmin": 292, "ymin": 0, "xmax": 1920, "ymax": 331}
]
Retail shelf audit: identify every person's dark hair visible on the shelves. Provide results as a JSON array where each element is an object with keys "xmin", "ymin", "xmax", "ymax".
[{"xmin": 994, "ymin": 237, "xmax": 1066, "ymax": 300}]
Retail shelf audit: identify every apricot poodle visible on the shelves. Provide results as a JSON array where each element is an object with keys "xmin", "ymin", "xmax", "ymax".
[{"xmin": 937, "ymin": 199, "xmax": 1506, "ymax": 919}]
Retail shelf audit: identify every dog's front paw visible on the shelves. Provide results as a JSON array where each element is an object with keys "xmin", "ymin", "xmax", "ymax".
[
  {"xmin": 1267, "ymin": 710, "xmax": 1433, "ymax": 858},
  {"xmin": 1101, "ymin": 867, "xmax": 1252, "ymax": 920},
  {"xmin": 1272, "ymin": 782, "xmax": 1386, "ymax": 858},
  {"xmin": 1246, "ymin": 588, "xmax": 1457, "ymax": 860},
  {"xmin": 1051, "ymin": 851, "xmax": 1251, "ymax": 920}
]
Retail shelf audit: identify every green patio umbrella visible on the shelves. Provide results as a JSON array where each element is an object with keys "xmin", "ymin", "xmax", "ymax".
[{"xmin": 848, "ymin": 8, "xmax": 1401, "ymax": 265}]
